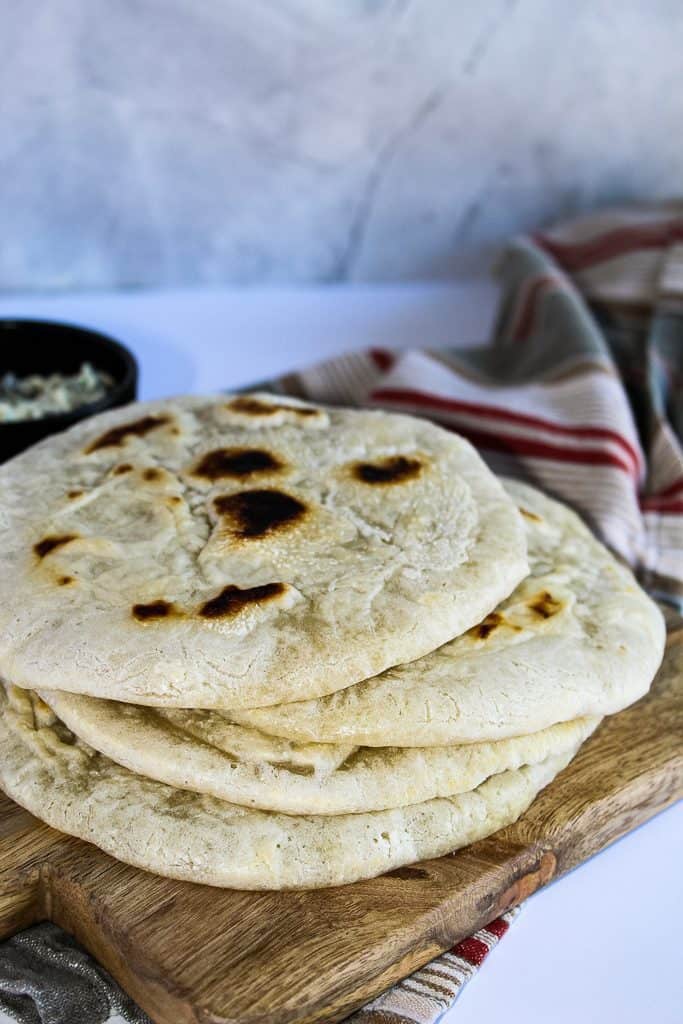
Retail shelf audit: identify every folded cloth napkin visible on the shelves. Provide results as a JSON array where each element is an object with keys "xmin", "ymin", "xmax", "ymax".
[
  {"xmin": 1, "ymin": 202, "xmax": 681, "ymax": 1024},
  {"xmin": 0, "ymin": 923, "xmax": 148, "ymax": 1024}
]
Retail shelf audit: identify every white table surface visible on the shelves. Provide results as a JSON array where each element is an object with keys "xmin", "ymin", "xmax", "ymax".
[{"xmin": 0, "ymin": 283, "xmax": 680, "ymax": 1024}]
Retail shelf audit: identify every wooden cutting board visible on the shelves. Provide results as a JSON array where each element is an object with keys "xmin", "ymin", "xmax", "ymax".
[{"xmin": 1, "ymin": 622, "xmax": 681, "ymax": 1024}]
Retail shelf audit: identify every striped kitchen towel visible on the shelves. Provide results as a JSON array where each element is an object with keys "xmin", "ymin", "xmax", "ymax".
[
  {"xmin": 1, "ymin": 202, "xmax": 680, "ymax": 1024},
  {"xmin": 274, "ymin": 201, "xmax": 683, "ymax": 616},
  {"xmin": 345, "ymin": 909, "xmax": 520, "ymax": 1024}
]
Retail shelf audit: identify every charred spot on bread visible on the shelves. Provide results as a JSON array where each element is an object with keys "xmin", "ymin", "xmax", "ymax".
[
  {"xmin": 34, "ymin": 534, "xmax": 78, "ymax": 560},
  {"xmin": 226, "ymin": 396, "xmax": 319, "ymax": 418},
  {"xmin": 528, "ymin": 590, "xmax": 562, "ymax": 619},
  {"xmin": 213, "ymin": 489, "xmax": 307, "ymax": 539},
  {"xmin": 198, "ymin": 582, "xmax": 287, "ymax": 619},
  {"xmin": 352, "ymin": 455, "xmax": 423, "ymax": 485},
  {"xmin": 469, "ymin": 611, "xmax": 504, "ymax": 640},
  {"xmin": 192, "ymin": 448, "xmax": 284, "ymax": 481},
  {"xmin": 132, "ymin": 599, "xmax": 176, "ymax": 622},
  {"xmin": 85, "ymin": 415, "xmax": 170, "ymax": 454}
]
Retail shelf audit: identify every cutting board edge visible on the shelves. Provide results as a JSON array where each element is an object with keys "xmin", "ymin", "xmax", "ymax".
[{"xmin": 4, "ymin": 758, "xmax": 678, "ymax": 1024}]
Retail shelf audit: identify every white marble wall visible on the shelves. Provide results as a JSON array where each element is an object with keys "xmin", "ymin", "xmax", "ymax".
[{"xmin": 1, "ymin": 0, "xmax": 682, "ymax": 289}]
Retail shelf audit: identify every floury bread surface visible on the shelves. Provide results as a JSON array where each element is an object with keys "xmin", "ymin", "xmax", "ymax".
[
  {"xmin": 0, "ymin": 393, "xmax": 527, "ymax": 708},
  {"xmin": 233, "ymin": 480, "xmax": 666, "ymax": 745},
  {"xmin": 0, "ymin": 685, "xmax": 581, "ymax": 890}
]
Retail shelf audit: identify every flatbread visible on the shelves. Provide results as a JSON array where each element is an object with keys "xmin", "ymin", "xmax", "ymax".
[
  {"xmin": 0, "ymin": 685, "xmax": 581, "ymax": 889},
  {"xmin": 39, "ymin": 687, "xmax": 598, "ymax": 814},
  {"xmin": 232, "ymin": 480, "xmax": 665, "ymax": 746},
  {"xmin": 0, "ymin": 394, "xmax": 527, "ymax": 708}
]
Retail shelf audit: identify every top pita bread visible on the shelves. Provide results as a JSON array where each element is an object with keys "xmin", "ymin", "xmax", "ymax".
[
  {"xmin": 0, "ymin": 393, "xmax": 526, "ymax": 708},
  {"xmin": 232, "ymin": 480, "xmax": 666, "ymax": 744}
]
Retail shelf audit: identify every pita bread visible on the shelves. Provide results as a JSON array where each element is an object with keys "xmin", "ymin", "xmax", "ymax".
[
  {"xmin": 0, "ymin": 394, "xmax": 527, "ymax": 708},
  {"xmin": 39, "ymin": 687, "xmax": 598, "ymax": 814},
  {"xmin": 0, "ymin": 684, "xmax": 581, "ymax": 889},
  {"xmin": 232, "ymin": 480, "xmax": 665, "ymax": 745}
]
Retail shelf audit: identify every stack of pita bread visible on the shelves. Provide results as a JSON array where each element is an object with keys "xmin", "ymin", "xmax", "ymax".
[{"xmin": 0, "ymin": 393, "xmax": 665, "ymax": 889}]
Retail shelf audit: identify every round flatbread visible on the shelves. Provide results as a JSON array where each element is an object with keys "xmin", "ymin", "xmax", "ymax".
[
  {"xmin": 231, "ymin": 480, "xmax": 665, "ymax": 746},
  {"xmin": 39, "ymin": 687, "xmax": 598, "ymax": 814},
  {"xmin": 0, "ymin": 685, "xmax": 581, "ymax": 889},
  {"xmin": 0, "ymin": 394, "xmax": 527, "ymax": 708}
]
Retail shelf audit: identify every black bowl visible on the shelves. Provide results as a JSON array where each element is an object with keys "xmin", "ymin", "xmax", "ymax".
[{"xmin": 0, "ymin": 319, "xmax": 138, "ymax": 462}]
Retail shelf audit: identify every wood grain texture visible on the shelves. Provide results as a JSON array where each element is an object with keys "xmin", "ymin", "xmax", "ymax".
[{"xmin": 1, "ymin": 623, "xmax": 681, "ymax": 1024}]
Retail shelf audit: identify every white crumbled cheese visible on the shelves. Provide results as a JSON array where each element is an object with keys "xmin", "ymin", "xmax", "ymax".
[{"xmin": 0, "ymin": 363, "xmax": 114, "ymax": 422}]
